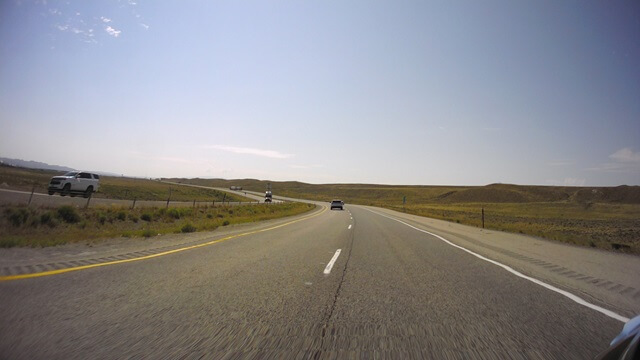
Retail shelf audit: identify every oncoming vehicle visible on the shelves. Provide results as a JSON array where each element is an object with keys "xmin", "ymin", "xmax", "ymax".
[
  {"xmin": 265, "ymin": 190, "xmax": 272, "ymax": 203},
  {"xmin": 48, "ymin": 171, "xmax": 100, "ymax": 198},
  {"xmin": 330, "ymin": 199, "xmax": 344, "ymax": 210}
]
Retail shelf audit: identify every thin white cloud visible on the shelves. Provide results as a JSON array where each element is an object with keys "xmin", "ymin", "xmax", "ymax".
[
  {"xmin": 587, "ymin": 147, "xmax": 640, "ymax": 173},
  {"xmin": 206, "ymin": 145, "xmax": 294, "ymax": 159},
  {"xmin": 140, "ymin": 23, "xmax": 149, "ymax": 30},
  {"xmin": 609, "ymin": 147, "xmax": 640, "ymax": 163},
  {"xmin": 105, "ymin": 26, "xmax": 121, "ymax": 37},
  {"xmin": 101, "ymin": 16, "xmax": 112, "ymax": 23}
]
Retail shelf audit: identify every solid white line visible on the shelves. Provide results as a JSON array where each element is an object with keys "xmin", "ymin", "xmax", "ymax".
[
  {"xmin": 348, "ymin": 225, "xmax": 352, "ymax": 229},
  {"xmin": 323, "ymin": 249, "xmax": 342, "ymax": 275},
  {"xmin": 363, "ymin": 208, "xmax": 630, "ymax": 323}
]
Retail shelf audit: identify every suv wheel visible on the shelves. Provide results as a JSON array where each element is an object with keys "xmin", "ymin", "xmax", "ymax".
[
  {"xmin": 83, "ymin": 186, "xmax": 93, "ymax": 198},
  {"xmin": 61, "ymin": 184, "xmax": 71, "ymax": 197}
]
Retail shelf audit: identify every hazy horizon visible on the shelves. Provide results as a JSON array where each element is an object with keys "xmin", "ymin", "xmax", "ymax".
[{"xmin": 2, "ymin": 1, "xmax": 639, "ymax": 186}]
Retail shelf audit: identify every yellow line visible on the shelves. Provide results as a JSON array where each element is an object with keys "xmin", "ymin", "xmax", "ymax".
[{"xmin": 0, "ymin": 205, "xmax": 327, "ymax": 282}]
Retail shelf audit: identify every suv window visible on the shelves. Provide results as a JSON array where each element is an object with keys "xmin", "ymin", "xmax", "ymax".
[
  {"xmin": 79, "ymin": 172, "xmax": 92, "ymax": 179},
  {"xmin": 93, "ymin": 174, "xmax": 100, "ymax": 179}
]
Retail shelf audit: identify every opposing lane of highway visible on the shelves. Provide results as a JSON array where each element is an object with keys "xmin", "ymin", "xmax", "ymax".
[{"xmin": 0, "ymin": 202, "xmax": 631, "ymax": 358}]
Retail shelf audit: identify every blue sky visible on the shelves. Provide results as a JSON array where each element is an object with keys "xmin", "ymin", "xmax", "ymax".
[{"xmin": 1, "ymin": 1, "xmax": 639, "ymax": 186}]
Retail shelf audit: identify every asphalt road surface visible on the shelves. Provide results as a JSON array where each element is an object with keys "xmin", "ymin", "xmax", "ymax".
[{"xmin": 1, "ymin": 203, "xmax": 637, "ymax": 359}]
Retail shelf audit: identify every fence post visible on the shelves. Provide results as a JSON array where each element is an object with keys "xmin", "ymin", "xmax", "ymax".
[
  {"xmin": 193, "ymin": 199, "xmax": 196, "ymax": 208},
  {"xmin": 85, "ymin": 192, "xmax": 92, "ymax": 209},
  {"xmin": 482, "ymin": 207, "xmax": 485, "ymax": 229},
  {"xmin": 132, "ymin": 198, "xmax": 136, "ymax": 209},
  {"xmin": 28, "ymin": 186, "xmax": 35, "ymax": 206},
  {"xmin": 166, "ymin": 188, "xmax": 172, "ymax": 209}
]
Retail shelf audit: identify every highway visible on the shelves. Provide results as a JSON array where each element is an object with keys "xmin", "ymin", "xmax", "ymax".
[{"xmin": 1, "ymin": 201, "xmax": 638, "ymax": 359}]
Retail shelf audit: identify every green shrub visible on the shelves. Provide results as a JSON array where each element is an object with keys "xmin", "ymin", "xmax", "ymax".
[
  {"xmin": 222, "ymin": 220, "xmax": 230, "ymax": 226},
  {"xmin": 29, "ymin": 217, "xmax": 40, "ymax": 228},
  {"xmin": 128, "ymin": 214, "xmax": 139, "ymax": 223},
  {"xmin": 141, "ymin": 229, "xmax": 155, "ymax": 238},
  {"xmin": 141, "ymin": 213, "xmax": 152, "ymax": 222},
  {"xmin": 168, "ymin": 208, "xmax": 181, "ymax": 219},
  {"xmin": 40, "ymin": 211, "xmax": 55, "ymax": 227},
  {"xmin": 6, "ymin": 208, "xmax": 30, "ymax": 227},
  {"xmin": 181, "ymin": 223, "xmax": 196, "ymax": 233},
  {"xmin": 117, "ymin": 211, "xmax": 126, "ymax": 221},
  {"xmin": 0, "ymin": 238, "xmax": 19, "ymax": 248},
  {"xmin": 206, "ymin": 213, "xmax": 213, "ymax": 219},
  {"xmin": 58, "ymin": 206, "xmax": 80, "ymax": 223},
  {"xmin": 98, "ymin": 213, "xmax": 107, "ymax": 225}
]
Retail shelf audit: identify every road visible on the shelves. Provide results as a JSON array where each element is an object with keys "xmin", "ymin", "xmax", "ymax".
[{"xmin": 1, "ymin": 202, "xmax": 638, "ymax": 359}]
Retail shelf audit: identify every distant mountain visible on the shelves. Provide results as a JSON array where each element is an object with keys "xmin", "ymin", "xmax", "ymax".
[{"xmin": 0, "ymin": 157, "xmax": 76, "ymax": 172}]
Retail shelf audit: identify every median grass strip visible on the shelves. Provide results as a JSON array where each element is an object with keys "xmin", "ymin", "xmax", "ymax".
[{"xmin": 0, "ymin": 202, "xmax": 315, "ymax": 248}]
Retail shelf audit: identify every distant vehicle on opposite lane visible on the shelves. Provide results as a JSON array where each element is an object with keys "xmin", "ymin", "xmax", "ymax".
[
  {"xmin": 48, "ymin": 171, "xmax": 100, "ymax": 198},
  {"xmin": 331, "ymin": 199, "xmax": 344, "ymax": 210}
]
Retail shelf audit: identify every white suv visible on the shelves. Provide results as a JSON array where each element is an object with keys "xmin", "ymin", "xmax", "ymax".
[{"xmin": 48, "ymin": 171, "xmax": 100, "ymax": 198}]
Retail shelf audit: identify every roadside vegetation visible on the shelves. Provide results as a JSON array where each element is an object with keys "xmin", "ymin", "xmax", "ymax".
[
  {"xmin": 387, "ymin": 202, "xmax": 640, "ymax": 254},
  {"xmin": 0, "ymin": 202, "xmax": 315, "ymax": 248},
  {"xmin": 0, "ymin": 164, "xmax": 250, "ymax": 202}
]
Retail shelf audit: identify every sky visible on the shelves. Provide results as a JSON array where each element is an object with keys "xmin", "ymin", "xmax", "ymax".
[{"xmin": 1, "ymin": 1, "xmax": 639, "ymax": 186}]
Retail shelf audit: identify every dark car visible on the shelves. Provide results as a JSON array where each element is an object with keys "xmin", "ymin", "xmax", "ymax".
[{"xmin": 330, "ymin": 200, "xmax": 344, "ymax": 210}]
